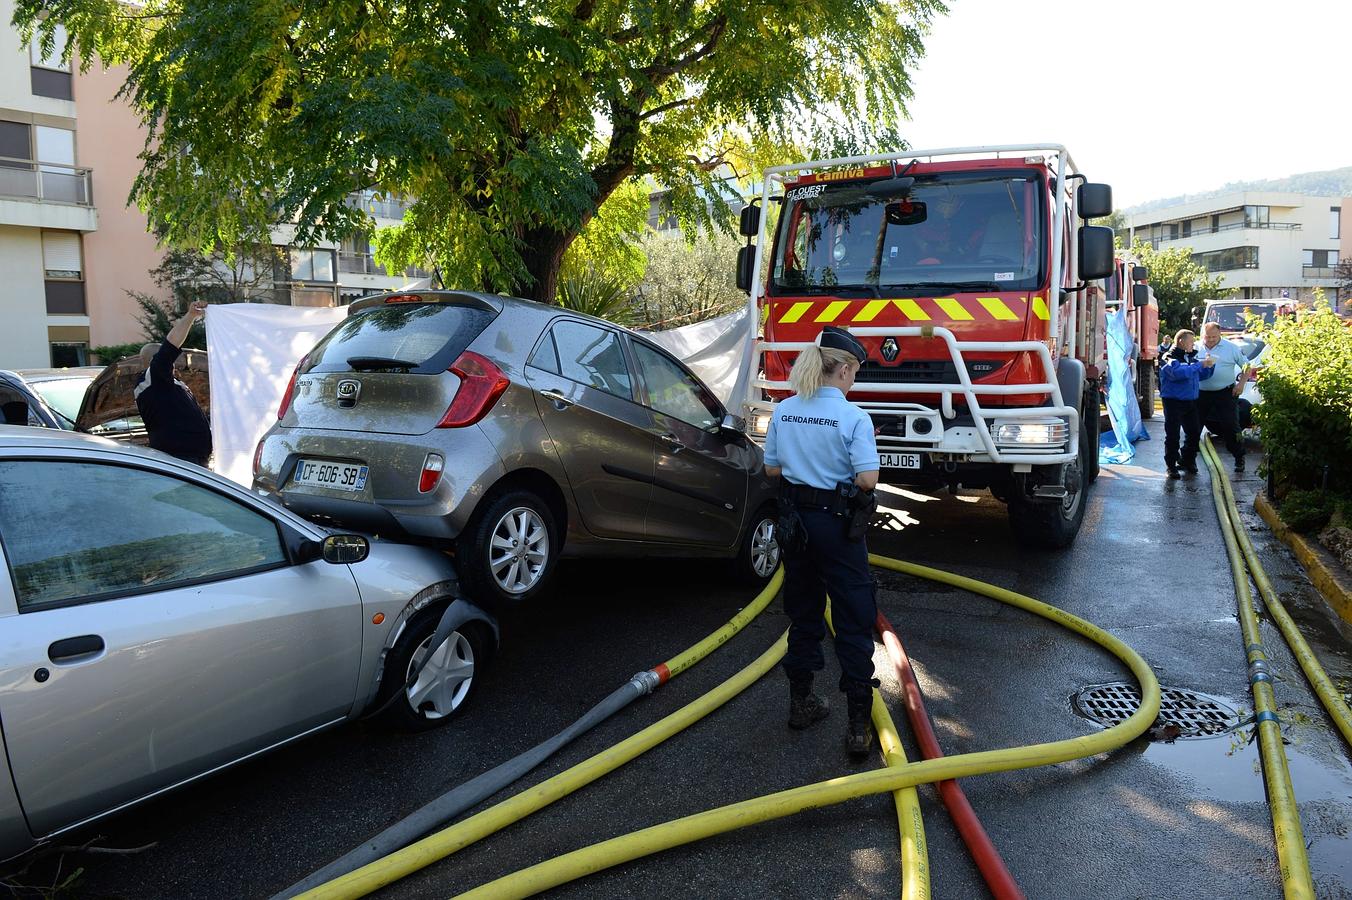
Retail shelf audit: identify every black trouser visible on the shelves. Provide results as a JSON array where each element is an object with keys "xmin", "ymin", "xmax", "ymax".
[
  {"xmin": 1197, "ymin": 387, "xmax": 1244, "ymax": 461},
  {"xmin": 781, "ymin": 507, "xmax": 877, "ymax": 691},
  {"xmin": 1162, "ymin": 397, "xmax": 1200, "ymax": 468}
]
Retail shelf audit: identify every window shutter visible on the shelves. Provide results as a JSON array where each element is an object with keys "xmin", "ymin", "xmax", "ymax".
[{"xmin": 42, "ymin": 231, "xmax": 82, "ymax": 278}]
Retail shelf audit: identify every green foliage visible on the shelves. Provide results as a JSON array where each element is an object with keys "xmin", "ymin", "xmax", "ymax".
[
  {"xmin": 555, "ymin": 269, "xmax": 640, "ymax": 327},
  {"xmin": 1129, "ymin": 239, "xmax": 1231, "ymax": 332},
  {"xmin": 16, "ymin": 0, "xmax": 944, "ymax": 302},
  {"xmin": 634, "ymin": 230, "xmax": 743, "ymax": 328},
  {"xmin": 1279, "ymin": 489, "xmax": 1334, "ymax": 534},
  {"xmin": 90, "ymin": 342, "xmax": 143, "ymax": 364},
  {"xmin": 559, "ymin": 181, "xmax": 649, "ymax": 291},
  {"xmin": 1252, "ymin": 305, "xmax": 1352, "ymax": 496},
  {"xmin": 127, "ymin": 246, "xmax": 281, "ymax": 348}
]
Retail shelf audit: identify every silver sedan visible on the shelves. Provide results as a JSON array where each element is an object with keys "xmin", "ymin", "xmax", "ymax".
[{"xmin": 0, "ymin": 427, "xmax": 496, "ymax": 860}]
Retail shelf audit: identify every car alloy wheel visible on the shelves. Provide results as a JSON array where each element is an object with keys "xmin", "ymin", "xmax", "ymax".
[
  {"xmin": 404, "ymin": 629, "xmax": 476, "ymax": 720},
  {"xmin": 488, "ymin": 506, "xmax": 550, "ymax": 595},
  {"xmin": 750, "ymin": 517, "xmax": 780, "ymax": 577}
]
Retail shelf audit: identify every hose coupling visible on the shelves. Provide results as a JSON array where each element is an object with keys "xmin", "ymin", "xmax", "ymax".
[
  {"xmin": 630, "ymin": 670, "xmax": 662, "ymax": 695},
  {"xmin": 1247, "ymin": 659, "xmax": 1271, "ymax": 683}
]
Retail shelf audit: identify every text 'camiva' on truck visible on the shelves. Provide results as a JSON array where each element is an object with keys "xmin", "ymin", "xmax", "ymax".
[{"xmin": 733, "ymin": 145, "xmax": 1116, "ymax": 548}]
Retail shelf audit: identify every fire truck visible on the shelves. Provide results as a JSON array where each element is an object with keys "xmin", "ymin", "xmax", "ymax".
[
  {"xmin": 1100, "ymin": 254, "xmax": 1158, "ymax": 419},
  {"xmin": 732, "ymin": 145, "xmax": 1117, "ymax": 548}
]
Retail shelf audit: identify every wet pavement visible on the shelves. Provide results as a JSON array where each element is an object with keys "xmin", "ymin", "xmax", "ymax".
[{"xmin": 9, "ymin": 418, "xmax": 1352, "ymax": 899}]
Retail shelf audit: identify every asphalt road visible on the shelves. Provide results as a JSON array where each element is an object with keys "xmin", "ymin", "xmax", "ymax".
[{"xmin": 11, "ymin": 417, "xmax": 1352, "ymax": 899}]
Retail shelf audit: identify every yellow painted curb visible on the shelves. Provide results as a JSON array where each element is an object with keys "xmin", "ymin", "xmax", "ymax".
[{"xmin": 1254, "ymin": 492, "xmax": 1352, "ymax": 626}]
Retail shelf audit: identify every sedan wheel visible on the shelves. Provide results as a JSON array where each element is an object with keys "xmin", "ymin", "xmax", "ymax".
[
  {"xmin": 405, "ymin": 630, "xmax": 476, "ymax": 720},
  {"xmin": 488, "ymin": 506, "xmax": 550, "ymax": 595},
  {"xmin": 750, "ymin": 517, "xmax": 780, "ymax": 578}
]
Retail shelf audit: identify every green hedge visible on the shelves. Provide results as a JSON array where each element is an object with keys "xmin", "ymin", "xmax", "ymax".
[{"xmin": 1253, "ymin": 306, "xmax": 1352, "ymax": 497}]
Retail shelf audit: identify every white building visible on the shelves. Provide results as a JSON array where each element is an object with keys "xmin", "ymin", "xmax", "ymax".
[{"xmin": 1127, "ymin": 191, "xmax": 1345, "ymax": 303}]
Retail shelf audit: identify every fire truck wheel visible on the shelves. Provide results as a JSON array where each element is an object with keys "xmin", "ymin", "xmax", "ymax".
[
  {"xmin": 1085, "ymin": 393, "xmax": 1101, "ymax": 484},
  {"xmin": 1138, "ymin": 362, "xmax": 1156, "ymax": 420},
  {"xmin": 1007, "ymin": 419, "xmax": 1091, "ymax": 549}
]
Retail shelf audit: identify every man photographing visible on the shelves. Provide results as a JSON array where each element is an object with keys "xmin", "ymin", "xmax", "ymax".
[{"xmin": 135, "ymin": 300, "xmax": 213, "ymax": 467}]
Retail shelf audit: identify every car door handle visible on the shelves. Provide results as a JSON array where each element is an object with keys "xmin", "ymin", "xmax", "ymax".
[
  {"xmin": 659, "ymin": 433, "xmax": 685, "ymax": 453},
  {"xmin": 48, "ymin": 635, "xmax": 105, "ymax": 663},
  {"xmin": 538, "ymin": 388, "xmax": 574, "ymax": 408}
]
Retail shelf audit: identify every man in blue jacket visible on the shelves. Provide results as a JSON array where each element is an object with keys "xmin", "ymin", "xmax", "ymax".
[{"xmin": 1158, "ymin": 328, "xmax": 1215, "ymax": 480}]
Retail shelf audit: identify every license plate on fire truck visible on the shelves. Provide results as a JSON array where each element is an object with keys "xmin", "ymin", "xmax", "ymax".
[
  {"xmin": 293, "ymin": 459, "xmax": 369, "ymax": 492},
  {"xmin": 880, "ymin": 453, "xmax": 922, "ymax": 469}
]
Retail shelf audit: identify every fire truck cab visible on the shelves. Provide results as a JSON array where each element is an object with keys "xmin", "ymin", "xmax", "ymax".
[{"xmin": 733, "ymin": 145, "xmax": 1116, "ymax": 548}]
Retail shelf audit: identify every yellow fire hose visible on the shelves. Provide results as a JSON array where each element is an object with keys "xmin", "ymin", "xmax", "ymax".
[
  {"xmin": 301, "ymin": 554, "xmax": 1158, "ymax": 900},
  {"xmin": 1204, "ymin": 438, "xmax": 1352, "ymax": 749},
  {"xmin": 1201, "ymin": 437, "xmax": 1313, "ymax": 899}
]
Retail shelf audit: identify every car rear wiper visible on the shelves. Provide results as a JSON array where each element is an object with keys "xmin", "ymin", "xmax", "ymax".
[{"xmin": 347, "ymin": 356, "xmax": 420, "ymax": 370}]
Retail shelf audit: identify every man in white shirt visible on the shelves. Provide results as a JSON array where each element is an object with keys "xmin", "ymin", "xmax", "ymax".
[{"xmin": 1196, "ymin": 322, "xmax": 1251, "ymax": 472}]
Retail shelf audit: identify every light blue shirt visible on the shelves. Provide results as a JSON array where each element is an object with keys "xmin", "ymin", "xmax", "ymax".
[
  {"xmin": 1197, "ymin": 337, "xmax": 1249, "ymax": 392},
  {"xmin": 763, "ymin": 387, "xmax": 880, "ymax": 489}
]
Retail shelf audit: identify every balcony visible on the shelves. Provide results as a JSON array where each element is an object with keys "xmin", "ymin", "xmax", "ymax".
[
  {"xmin": 338, "ymin": 251, "xmax": 432, "ymax": 280},
  {"xmin": 1301, "ymin": 266, "xmax": 1336, "ymax": 278},
  {"xmin": 0, "ymin": 158, "xmax": 92, "ymax": 205},
  {"xmin": 344, "ymin": 191, "xmax": 413, "ymax": 221},
  {"xmin": 1141, "ymin": 220, "xmax": 1301, "ymax": 249}
]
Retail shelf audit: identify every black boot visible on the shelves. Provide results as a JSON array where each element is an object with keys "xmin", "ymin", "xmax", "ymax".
[
  {"xmin": 844, "ymin": 685, "xmax": 874, "ymax": 758},
  {"xmin": 787, "ymin": 671, "xmax": 828, "ymax": 730}
]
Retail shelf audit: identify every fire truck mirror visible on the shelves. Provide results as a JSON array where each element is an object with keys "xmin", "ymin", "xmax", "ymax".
[
  {"xmin": 1076, "ymin": 183, "xmax": 1113, "ymax": 220},
  {"xmin": 1077, "ymin": 226, "xmax": 1114, "ymax": 280},
  {"xmin": 1132, "ymin": 284, "xmax": 1149, "ymax": 308},
  {"xmin": 736, "ymin": 245, "xmax": 756, "ymax": 293},
  {"xmin": 1131, "ymin": 265, "xmax": 1149, "ymax": 282},
  {"xmin": 739, "ymin": 204, "xmax": 760, "ymax": 237}
]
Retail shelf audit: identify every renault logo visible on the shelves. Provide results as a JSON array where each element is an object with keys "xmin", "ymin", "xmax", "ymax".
[
  {"xmin": 881, "ymin": 337, "xmax": 900, "ymax": 362},
  {"xmin": 336, "ymin": 379, "xmax": 361, "ymax": 401}
]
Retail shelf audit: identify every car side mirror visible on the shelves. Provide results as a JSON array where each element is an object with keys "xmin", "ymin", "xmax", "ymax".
[
  {"xmin": 322, "ymin": 534, "xmax": 370, "ymax": 564},
  {"xmin": 1131, "ymin": 284, "xmax": 1149, "ymax": 308},
  {"xmin": 715, "ymin": 413, "xmax": 746, "ymax": 435},
  {"xmin": 739, "ymin": 204, "xmax": 760, "ymax": 237},
  {"xmin": 1131, "ymin": 265, "xmax": 1148, "ymax": 282}
]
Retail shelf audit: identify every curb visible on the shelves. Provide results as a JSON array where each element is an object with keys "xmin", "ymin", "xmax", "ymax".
[{"xmin": 1254, "ymin": 492, "xmax": 1352, "ymax": 626}]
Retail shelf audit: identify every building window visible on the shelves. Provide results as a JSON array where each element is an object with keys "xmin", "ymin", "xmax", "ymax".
[
  {"xmin": 280, "ymin": 247, "xmax": 336, "ymax": 283},
  {"xmin": 1211, "ymin": 214, "xmax": 1220, "ymax": 231},
  {"xmin": 28, "ymin": 23, "xmax": 73, "ymax": 101},
  {"xmin": 1244, "ymin": 205, "xmax": 1269, "ymax": 228},
  {"xmin": 42, "ymin": 230, "xmax": 85, "ymax": 314},
  {"xmin": 1334, "ymin": 207, "xmax": 1342, "ymax": 240},
  {"xmin": 1191, "ymin": 246, "xmax": 1259, "ymax": 273},
  {"xmin": 1181, "ymin": 220, "xmax": 1191, "ymax": 238},
  {"xmin": 49, "ymin": 342, "xmax": 88, "ymax": 367}
]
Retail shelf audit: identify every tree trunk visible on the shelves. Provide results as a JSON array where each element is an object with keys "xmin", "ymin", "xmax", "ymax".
[{"xmin": 517, "ymin": 226, "xmax": 574, "ymax": 303}]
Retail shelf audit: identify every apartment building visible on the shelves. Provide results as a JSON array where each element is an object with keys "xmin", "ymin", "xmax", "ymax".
[
  {"xmin": 1126, "ymin": 191, "xmax": 1345, "ymax": 303},
  {"xmin": 0, "ymin": 1, "xmax": 425, "ymax": 368}
]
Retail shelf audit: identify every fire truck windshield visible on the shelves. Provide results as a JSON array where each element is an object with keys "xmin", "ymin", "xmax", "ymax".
[{"xmin": 769, "ymin": 171, "xmax": 1046, "ymax": 297}]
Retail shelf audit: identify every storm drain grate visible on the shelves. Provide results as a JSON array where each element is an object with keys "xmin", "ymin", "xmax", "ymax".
[{"xmin": 1074, "ymin": 683, "xmax": 1240, "ymax": 738}]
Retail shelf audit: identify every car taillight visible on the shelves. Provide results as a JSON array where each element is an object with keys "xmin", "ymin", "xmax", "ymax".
[
  {"xmin": 419, "ymin": 453, "xmax": 445, "ymax": 493},
  {"xmin": 277, "ymin": 354, "xmax": 308, "ymax": 421},
  {"xmin": 252, "ymin": 438, "xmax": 265, "ymax": 479},
  {"xmin": 438, "ymin": 351, "xmax": 509, "ymax": 428}
]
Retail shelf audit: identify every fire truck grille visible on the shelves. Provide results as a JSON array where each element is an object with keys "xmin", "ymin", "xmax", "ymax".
[
  {"xmin": 1073, "ymin": 683, "xmax": 1240, "ymax": 739},
  {"xmin": 859, "ymin": 360, "xmax": 1004, "ymax": 384}
]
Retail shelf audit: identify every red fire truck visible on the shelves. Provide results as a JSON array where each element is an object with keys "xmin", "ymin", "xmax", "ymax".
[
  {"xmin": 1100, "ymin": 254, "xmax": 1159, "ymax": 419},
  {"xmin": 732, "ymin": 145, "xmax": 1116, "ymax": 548}
]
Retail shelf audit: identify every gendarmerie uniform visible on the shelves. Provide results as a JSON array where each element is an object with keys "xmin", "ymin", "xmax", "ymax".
[{"xmin": 763, "ymin": 331, "xmax": 880, "ymax": 698}]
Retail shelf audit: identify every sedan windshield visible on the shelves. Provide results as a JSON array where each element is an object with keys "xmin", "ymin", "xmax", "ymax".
[{"xmin": 770, "ymin": 171, "xmax": 1045, "ymax": 296}]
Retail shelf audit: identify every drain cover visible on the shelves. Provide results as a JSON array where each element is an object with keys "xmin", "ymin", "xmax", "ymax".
[{"xmin": 1074, "ymin": 683, "xmax": 1240, "ymax": 738}]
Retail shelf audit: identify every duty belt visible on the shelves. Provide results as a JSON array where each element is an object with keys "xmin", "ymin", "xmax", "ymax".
[{"xmin": 780, "ymin": 482, "xmax": 849, "ymax": 514}]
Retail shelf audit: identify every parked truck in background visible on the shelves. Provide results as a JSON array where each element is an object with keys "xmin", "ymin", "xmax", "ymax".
[
  {"xmin": 1101, "ymin": 254, "xmax": 1158, "ymax": 419},
  {"xmin": 733, "ymin": 145, "xmax": 1117, "ymax": 548}
]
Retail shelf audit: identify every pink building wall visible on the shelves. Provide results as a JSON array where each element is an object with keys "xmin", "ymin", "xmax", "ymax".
[{"xmin": 72, "ymin": 63, "xmax": 165, "ymax": 349}]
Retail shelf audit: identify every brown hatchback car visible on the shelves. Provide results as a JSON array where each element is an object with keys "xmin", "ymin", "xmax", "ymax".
[{"xmin": 253, "ymin": 291, "xmax": 780, "ymax": 607}]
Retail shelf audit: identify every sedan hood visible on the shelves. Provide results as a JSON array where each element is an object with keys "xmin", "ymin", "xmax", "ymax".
[{"xmin": 75, "ymin": 349, "xmax": 210, "ymax": 436}]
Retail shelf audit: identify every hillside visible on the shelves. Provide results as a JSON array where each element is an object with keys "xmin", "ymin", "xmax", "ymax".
[{"xmin": 1125, "ymin": 166, "xmax": 1352, "ymax": 215}]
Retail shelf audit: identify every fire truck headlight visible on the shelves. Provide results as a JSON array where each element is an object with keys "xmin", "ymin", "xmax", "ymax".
[
  {"xmin": 992, "ymin": 419, "xmax": 1068, "ymax": 448},
  {"xmin": 750, "ymin": 411, "xmax": 773, "ymax": 437}
]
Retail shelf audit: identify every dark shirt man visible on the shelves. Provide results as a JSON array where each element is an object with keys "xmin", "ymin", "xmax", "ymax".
[{"xmin": 135, "ymin": 301, "xmax": 212, "ymax": 466}]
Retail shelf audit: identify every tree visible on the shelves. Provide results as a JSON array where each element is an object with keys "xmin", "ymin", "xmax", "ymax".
[
  {"xmin": 1129, "ymin": 239, "xmax": 1231, "ymax": 332},
  {"xmin": 1336, "ymin": 256, "xmax": 1352, "ymax": 314},
  {"xmin": 634, "ymin": 230, "xmax": 743, "ymax": 328},
  {"xmin": 16, "ymin": 0, "xmax": 943, "ymax": 303},
  {"xmin": 130, "ymin": 245, "xmax": 283, "ymax": 349}
]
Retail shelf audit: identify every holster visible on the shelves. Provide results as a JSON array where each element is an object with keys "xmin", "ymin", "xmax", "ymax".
[
  {"xmin": 844, "ymin": 486, "xmax": 877, "ymax": 542},
  {"xmin": 775, "ymin": 497, "xmax": 809, "ymax": 557}
]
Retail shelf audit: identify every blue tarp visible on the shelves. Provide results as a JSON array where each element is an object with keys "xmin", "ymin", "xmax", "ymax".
[{"xmin": 1099, "ymin": 305, "xmax": 1150, "ymax": 465}]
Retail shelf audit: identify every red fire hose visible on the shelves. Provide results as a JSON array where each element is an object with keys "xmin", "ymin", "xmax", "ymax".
[{"xmin": 875, "ymin": 611, "xmax": 1026, "ymax": 900}]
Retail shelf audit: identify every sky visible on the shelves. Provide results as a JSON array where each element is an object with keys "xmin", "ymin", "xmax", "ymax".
[{"xmin": 902, "ymin": 0, "xmax": 1352, "ymax": 208}]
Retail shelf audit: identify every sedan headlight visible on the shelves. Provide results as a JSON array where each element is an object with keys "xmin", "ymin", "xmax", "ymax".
[{"xmin": 991, "ymin": 419, "xmax": 1068, "ymax": 448}]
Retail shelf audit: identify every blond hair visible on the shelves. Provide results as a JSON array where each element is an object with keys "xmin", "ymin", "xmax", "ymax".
[{"xmin": 789, "ymin": 345, "xmax": 858, "ymax": 399}]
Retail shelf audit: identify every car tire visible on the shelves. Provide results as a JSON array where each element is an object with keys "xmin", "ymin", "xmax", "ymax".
[
  {"xmin": 375, "ymin": 608, "xmax": 490, "ymax": 731},
  {"xmin": 1007, "ymin": 418, "xmax": 1090, "ymax": 549},
  {"xmin": 457, "ymin": 488, "xmax": 559, "ymax": 608},
  {"xmin": 732, "ymin": 504, "xmax": 781, "ymax": 586}
]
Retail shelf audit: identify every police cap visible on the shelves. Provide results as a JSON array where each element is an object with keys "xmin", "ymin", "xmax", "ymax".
[{"xmin": 817, "ymin": 326, "xmax": 867, "ymax": 364}]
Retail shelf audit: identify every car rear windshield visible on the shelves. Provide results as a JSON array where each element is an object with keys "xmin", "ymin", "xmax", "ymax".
[{"xmin": 304, "ymin": 302, "xmax": 498, "ymax": 375}]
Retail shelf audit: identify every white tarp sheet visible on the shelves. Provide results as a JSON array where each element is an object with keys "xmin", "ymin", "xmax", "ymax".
[
  {"xmin": 638, "ymin": 305, "xmax": 754, "ymax": 407},
  {"xmin": 206, "ymin": 303, "xmax": 348, "ymax": 485}
]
